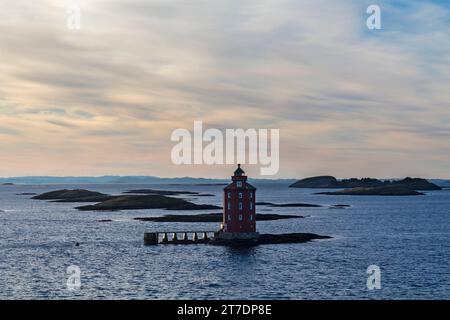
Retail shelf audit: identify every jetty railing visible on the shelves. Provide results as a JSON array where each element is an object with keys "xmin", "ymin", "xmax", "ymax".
[{"xmin": 144, "ymin": 230, "xmax": 218, "ymax": 245}]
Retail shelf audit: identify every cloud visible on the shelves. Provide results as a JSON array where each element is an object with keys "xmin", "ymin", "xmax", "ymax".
[{"xmin": 0, "ymin": 0, "xmax": 449, "ymax": 177}]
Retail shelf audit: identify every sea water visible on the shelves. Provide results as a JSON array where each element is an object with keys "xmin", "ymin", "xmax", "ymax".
[{"xmin": 0, "ymin": 183, "xmax": 449, "ymax": 299}]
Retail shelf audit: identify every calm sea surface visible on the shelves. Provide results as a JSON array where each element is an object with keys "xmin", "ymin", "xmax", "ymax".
[{"xmin": 0, "ymin": 183, "xmax": 449, "ymax": 299}]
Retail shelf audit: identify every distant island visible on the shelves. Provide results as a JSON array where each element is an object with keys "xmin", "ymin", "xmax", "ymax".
[{"xmin": 290, "ymin": 176, "xmax": 441, "ymax": 192}]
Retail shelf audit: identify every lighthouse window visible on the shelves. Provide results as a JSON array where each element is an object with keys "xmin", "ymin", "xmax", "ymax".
[
  {"xmin": 250, "ymin": 193, "xmax": 253, "ymax": 199},
  {"xmin": 227, "ymin": 192, "xmax": 231, "ymax": 199},
  {"xmin": 236, "ymin": 181, "xmax": 242, "ymax": 188},
  {"xmin": 239, "ymin": 192, "xmax": 242, "ymax": 199},
  {"xmin": 227, "ymin": 201, "xmax": 231, "ymax": 210},
  {"xmin": 250, "ymin": 215, "xmax": 253, "ymax": 221},
  {"xmin": 250, "ymin": 202, "xmax": 253, "ymax": 210},
  {"xmin": 239, "ymin": 215, "xmax": 243, "ymax": 221},
  {"xmin": 228, "ymin": 214, "xmax": 231, "ymax": 221},
  {"xmin": 239, "ymin": 202, "xmax": 243, "ymax": 210}
]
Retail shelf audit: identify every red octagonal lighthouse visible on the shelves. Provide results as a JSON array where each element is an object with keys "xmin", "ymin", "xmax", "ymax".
[{"xmin": 217, "ymin": 164, "xmax": 259, "ymax": 240}]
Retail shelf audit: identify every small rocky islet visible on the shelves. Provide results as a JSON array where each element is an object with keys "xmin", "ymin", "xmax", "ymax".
[
  {"xmin": 255, "ymin": 202, "xmax": 322, "ymax": 208},
  {"xmin": 32, "ymin": 189, "xmax": 112, "ymax": 202},
  {"xmin": 157, "ymin": 233, "xmax": 331, "ymax": 246},
  {"xmin": 124, "ymin": 189, "xmax": 216, "ymax": 197},
  {"xmin": 133, "ymin": 213, "xmax": 304, "ymax": 223},
  {"xmin": 316, "ymin": 186, "xmax": 424, "ymax": 196},
  {"xmin": 122, "ymin": 189, "xmax": 200, "ymax": 195}
]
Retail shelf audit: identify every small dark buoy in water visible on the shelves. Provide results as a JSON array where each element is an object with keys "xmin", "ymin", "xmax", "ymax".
[{"xmin": 75, "ymin": 242, "xmax": 80, "ymax": 247}]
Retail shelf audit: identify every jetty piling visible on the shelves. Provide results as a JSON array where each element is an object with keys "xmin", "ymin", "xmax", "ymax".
[{"xmin": 144, "ymin": 231, "xmax": 217, "ymax": 245}]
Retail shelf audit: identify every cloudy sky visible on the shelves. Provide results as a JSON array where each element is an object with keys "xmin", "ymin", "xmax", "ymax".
[{"xmin": 1, "ymin": 0, "xmax": 449, "ymax": 178}]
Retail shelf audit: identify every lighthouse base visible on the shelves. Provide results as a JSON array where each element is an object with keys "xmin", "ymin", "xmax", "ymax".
[{"xmin": 214, "ymin": 232, "xmax": 259, "ymax": 241}]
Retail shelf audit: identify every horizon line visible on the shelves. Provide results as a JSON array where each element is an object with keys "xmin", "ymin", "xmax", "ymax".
[{"xmin": 1, "ymin": 175, "xmax": 449, "ymax": 181}]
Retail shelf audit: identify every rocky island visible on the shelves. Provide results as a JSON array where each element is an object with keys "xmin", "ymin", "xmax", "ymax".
[
  {"xmin": 316, "ymin": 186, "xmax": 425, "ymax": 196},
  {"xmin": 289, "ymin": 176, "xmax": 441, "ymax": 190},
  {"xmin": 77, "ymin": 195, "xmax": 220, "ymax": 211},
  {"xmin": 33, "ymin": 189, "xmax": 112, "ymax": 202},
  {"xmin": 290, "ymin": 176, "xmax": 441, "ymax": 195},
  {"xmin": 228, "ymin": 233, "xmax": 331, "ymax": 246},
  {"xmin": 33, "ymin": 189, "xmax": 221, "ymax": 211},
  {"xmin": 255, "ymin": 202, "xmax": 322, "ymax": 208},
  {"xmin": 122, "ymin": 189, "xmax": 200, "ymax": 196},
  {"xmin": 157, "ymin": 233, "xmax": 331, "ymax": 246}
]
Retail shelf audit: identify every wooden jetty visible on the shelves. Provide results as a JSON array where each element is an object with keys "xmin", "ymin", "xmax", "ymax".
[{"xmin": 144, "ymin": 230, "xmax": 218, "ymax": 245}]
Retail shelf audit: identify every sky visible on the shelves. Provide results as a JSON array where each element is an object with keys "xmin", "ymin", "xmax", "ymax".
[{"xmin": 0, "ymin": 0, "xmax": 450, "ymax": 179}]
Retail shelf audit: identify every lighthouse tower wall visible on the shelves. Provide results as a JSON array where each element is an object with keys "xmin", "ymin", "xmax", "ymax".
[{"xmin": 218, "ymin": 165, "xmax": 259, "ymax": 240}]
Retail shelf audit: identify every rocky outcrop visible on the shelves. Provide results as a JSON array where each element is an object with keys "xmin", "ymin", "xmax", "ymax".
[
  {"xmin": 256, "ymin": 202, "xmax": 321, "ymax": 207},
  {"xmin": 123, "ymin": 189, "xmax": 199, "ymax": 196},
  {"xmin": 290, "ymin": 176, "xmax": 386, "ymax": 188},
  {"xmin": 329, "ymin": 204, "xmax": 350, "ymax": 209},
  {"xmin": 76, "ymin": 195, "xmax": 221, "ymax": 211},
  {"xmin": 134, "ymin": 213, "xmax": 303, "ymax": 222},
  {"xmin": 316, "ymin": 186, "xmax": 424, "ymax": 196},
  {"xmin": 210, "ymin": 233, "xmax": 331, "ymax": 246},
  {"xmin": 32, "ymin": 189, "xmax": 111, "ymax": 202},
  {"xmin": 289, "ymin": 176, "xmax": 342, "ymax": 188},
  {"xmin": 152, "ymin": 232, "xmax": 331, "ymax": 246},
  {"xmin": 32, "ymin": 189, "xmax": 221, "ymax": 211},
  {"xmin": 290, "ymin": 176, "xmax": 441, "ymax": 191},
  {"xmin": 390, "ymin": 178, "xmax": 442, "ymax": 190}
]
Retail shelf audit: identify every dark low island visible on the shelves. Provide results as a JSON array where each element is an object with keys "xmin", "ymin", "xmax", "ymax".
[
  {"xmin": 256, "ymin": 202, "xmax": 322, "ymax": 207},
  {"xmin": 316, "ymin": 186, "xmax": 425, "ymax": 196},
  {"xmin": 33, "ymin": 189, "xmax": 221, "ymax": 211},
  {"xmin": 144, "ymin": 231, "xmax": 331, "ymax": 246},
  {"xmin": 134, "ymin": 212, "xmax": 304, "ymax": 223}
]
